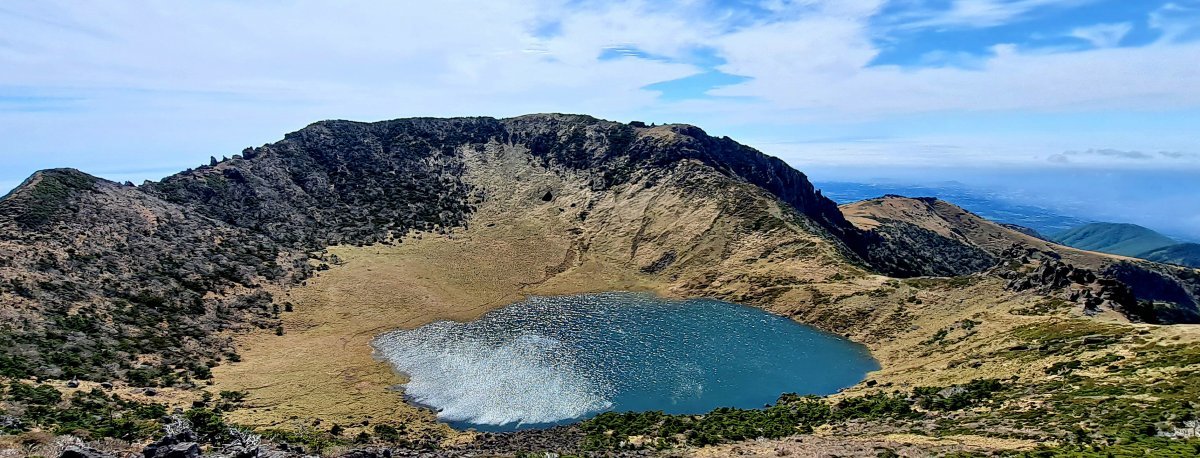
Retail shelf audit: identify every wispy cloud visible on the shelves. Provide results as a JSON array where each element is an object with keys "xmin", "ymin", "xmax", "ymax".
[
  {"xmin": 887, "ymin": 0, "xmax": 1099, "ymax": 29},
  {"xmin": 1070, "ymin": 22, "xmax": 1132, "ymax": 48}
]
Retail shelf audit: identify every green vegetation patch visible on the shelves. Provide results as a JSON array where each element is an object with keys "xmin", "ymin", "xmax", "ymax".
[
  {"xmin": 1, "ymin": 381, "xmax": 165, "ymax": 440},
  {"xmin": 1006, "ymin": 320, "xmax": 1133, "ymax": 358},
  {"xmin": 580, "ymin": 380, "xmax": 1001, "ymax": 451}
]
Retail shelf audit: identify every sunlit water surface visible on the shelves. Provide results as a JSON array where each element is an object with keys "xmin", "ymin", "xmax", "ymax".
[{"xmin": 371, "ymin": 292, "xmax": 878, "ymax": 431}]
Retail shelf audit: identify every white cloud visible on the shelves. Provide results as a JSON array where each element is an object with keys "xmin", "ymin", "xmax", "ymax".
[
  {"xmin": 1150, "ymin": 2, "xmax": 1200, "ymax": 42},
  {"xmin": 0, "ymin": 0, "xmax": 1197, "ymax": 179},
  {"xmin": 1070, "ymin": 22, "xmax": 1132, "ymax": 48},
  {"xmin": 709, "ymin": 24, "xmax": 1200, "ymax": 118}
]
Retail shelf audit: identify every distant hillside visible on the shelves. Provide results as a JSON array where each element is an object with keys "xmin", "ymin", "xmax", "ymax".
[
  {"xmin": 1139, "ymin": 243, "xmax": 1200, "ymax": 268},
  {"xmin": 1051, "ymin": 222, "xmax": 1177, "ymax": 257}
]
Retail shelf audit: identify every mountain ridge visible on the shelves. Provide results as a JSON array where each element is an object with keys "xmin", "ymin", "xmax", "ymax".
[{"xmin": 1050, "ymin": 221, "xmax": 1200, "ymax": 269}]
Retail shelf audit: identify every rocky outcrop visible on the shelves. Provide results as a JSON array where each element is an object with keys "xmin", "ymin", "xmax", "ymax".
[
  {"xmin": 997, "ymin": 245, "xmax": 1156, "ymax": 322},
  {"xmin": 1104, "ymin": 261, "xmax": 1200, "ymax": 323}
]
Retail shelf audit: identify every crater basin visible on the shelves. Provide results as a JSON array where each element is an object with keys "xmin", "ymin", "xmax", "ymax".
[{"xmin": 371, "ymin": 292, "xmax": 878, "ymax": 431}]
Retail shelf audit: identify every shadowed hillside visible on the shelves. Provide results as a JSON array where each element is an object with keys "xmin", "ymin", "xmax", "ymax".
[{"xmin": 1140, "ymin": 243, "xmax": 1200, "ymax": 268}]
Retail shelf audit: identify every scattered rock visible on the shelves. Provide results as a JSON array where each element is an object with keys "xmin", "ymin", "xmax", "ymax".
[{"xmin": 338, "ymin": 449, "xmax": 391, "ymax": 458}]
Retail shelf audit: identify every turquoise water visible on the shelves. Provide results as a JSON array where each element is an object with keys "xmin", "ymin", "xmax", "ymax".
[{"xmin": 371, "ymin": 292, "xmax": 878, "ymax": 432}]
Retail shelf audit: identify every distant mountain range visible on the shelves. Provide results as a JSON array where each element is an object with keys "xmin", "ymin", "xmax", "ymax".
[
  {"xmin": 816, "ymin": 181, "xmax": 1200, "ymax": 269},
  {"xmin": 1050, "ymin": 223, "xmax": 1200, "ymax": 268}
]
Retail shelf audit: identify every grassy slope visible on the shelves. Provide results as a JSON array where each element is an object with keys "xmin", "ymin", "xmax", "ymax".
[{"xmin": 841, "ymin": 197, "xmax": 1129, "ymax": 269}]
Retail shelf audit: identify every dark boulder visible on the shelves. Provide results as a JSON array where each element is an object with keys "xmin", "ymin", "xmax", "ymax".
[
  {"xmin": 59, "ymin": 446, "xmax": 115, "ymax": 458},
  {"xmin": 143, "ymin": 427, "xmax": 199, "ymax": 458}
]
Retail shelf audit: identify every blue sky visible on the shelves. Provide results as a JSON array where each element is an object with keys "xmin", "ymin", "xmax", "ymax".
[{"xmin": 1, "ymin": 0, "xmax": 1198, "ymax": 235}]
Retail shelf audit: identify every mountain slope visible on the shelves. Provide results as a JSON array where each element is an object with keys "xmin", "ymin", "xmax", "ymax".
[
  {"xmin": 817, "ymin": 181, "xmax": 1093, "ymax": 235},
  {"xmin": 0, "ymin": 168, "xmax": 309, "ymax": 382},
  {"xmin": 1052, "ymin": 222, "xmax": 1177, "ymax": 257},
  {"xmin": 1139, "ymin": 242, "xmax": 1200, "ymax": 268}
]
